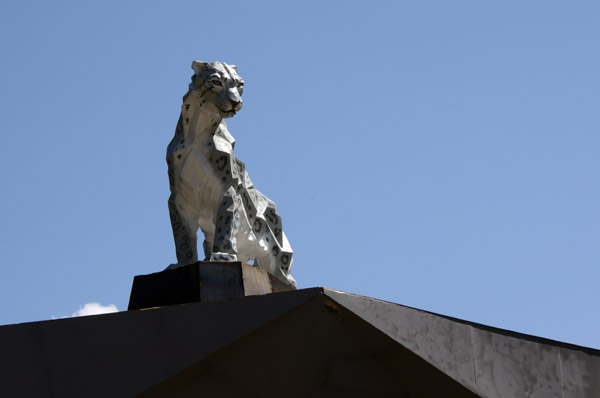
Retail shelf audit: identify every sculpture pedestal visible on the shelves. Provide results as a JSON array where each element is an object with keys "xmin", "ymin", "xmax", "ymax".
[{"xmin": 128, "ymin": 261, "xmax": 295, "ymax": 310}]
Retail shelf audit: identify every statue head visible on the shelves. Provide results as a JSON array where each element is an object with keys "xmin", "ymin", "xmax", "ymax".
[{"xmin": 189, "ymin": 61, "xmax": 244, "ymax": 118}]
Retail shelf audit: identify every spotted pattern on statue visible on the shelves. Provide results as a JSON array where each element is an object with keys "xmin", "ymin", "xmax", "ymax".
[{"xmin": 165, "ymin": 61, "xmax": 296, "ymax": 288}]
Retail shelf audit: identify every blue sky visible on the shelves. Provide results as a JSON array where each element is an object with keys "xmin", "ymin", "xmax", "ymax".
[{"xmin": 1, "ymin": 1, "xmax": 598, "ymax": 348}]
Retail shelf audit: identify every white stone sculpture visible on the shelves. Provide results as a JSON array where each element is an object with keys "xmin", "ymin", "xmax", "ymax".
[{"xmin": 166, "ymin": 61, "xmax": 296, "ymax": 288}]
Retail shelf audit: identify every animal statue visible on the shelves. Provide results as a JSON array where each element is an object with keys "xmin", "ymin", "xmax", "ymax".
[{"xmin": 166, "ymin": 61, "xmax": 296, "ymax": 288}]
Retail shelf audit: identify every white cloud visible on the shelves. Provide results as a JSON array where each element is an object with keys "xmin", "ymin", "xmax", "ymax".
[{"xmin": 71, "ymin": 302, "xmax": 119, "ymax": 317}]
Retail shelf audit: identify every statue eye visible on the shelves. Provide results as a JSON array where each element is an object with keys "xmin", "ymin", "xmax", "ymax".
[
  {"xmin": 211, "ymin": 80, "xmax": 222, "ymax": 86},
  {"xmin": 237, "ymin": 82, "xmax": 244, "ymax": 88}
]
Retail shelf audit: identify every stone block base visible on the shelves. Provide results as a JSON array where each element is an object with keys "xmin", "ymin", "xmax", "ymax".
[{"xmin": 128, "ymin": 261, "xmax": 294, "ymax": 310}]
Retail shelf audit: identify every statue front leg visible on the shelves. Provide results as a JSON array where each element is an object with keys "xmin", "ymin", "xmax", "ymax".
[
  {"xmin": 167, "ymin": 194, "xmax": 199, "ymax": 268},
  {"xmin": 210, "ymin": 187, "xmax": 241, "ymax": 261}
]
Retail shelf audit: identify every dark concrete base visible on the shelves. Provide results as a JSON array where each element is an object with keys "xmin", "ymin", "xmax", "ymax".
[
  {"xmin": 1, "ymin": 288, "xmax": 599, "ymax": 397},
  {"xmin": 128, "ymin": 261, "xmax": 294, "ymax": 310}
]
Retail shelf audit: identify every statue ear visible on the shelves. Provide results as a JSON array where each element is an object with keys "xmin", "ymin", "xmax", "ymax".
[
  {"xmin": 191, "ymin": 61, "xmax": 206, "ymax": 75},
  {"xmin": 229, "ymin": 65, "xmax": 238, "ymax": 72}
]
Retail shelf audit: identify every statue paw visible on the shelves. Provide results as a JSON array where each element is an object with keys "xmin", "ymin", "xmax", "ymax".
[{"xmin": 209, "ymin": 252, "xmax": 238, "ymax": 262}]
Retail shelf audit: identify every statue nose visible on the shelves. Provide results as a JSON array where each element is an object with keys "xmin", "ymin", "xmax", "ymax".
[{"xmin": 230, "ymin": 100, "xmax": 241, "ymax": 109}]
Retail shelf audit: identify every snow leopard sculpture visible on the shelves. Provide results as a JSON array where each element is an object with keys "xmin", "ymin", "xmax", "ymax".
[{"xmin": 166, "ymin": 61, "xmax": 296, "ymax": 288}]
